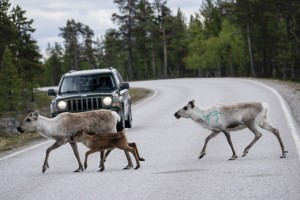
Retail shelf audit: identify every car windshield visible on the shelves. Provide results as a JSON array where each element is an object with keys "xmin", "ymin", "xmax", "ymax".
[{"xmin": 59, "ymin": 74, "xmax": 115, "ymax": 94}]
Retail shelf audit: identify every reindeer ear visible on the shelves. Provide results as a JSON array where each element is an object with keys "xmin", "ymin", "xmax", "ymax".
[
  {"xmin": 189, "ymin": 100, "xmax": 195, "ymax": 108},
  {"xmin": 32, "ymin": 111, "xmax": 39, "ymax": 119}
]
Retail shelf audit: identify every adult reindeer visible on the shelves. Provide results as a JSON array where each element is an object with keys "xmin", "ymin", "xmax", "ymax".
[
  {"xmin": 17, "ymin": 110, "xmax": 132, "ymax": 173},
  {"xmin": 174, "ymin": 100, "xmax": 288, "ymax": 160}
]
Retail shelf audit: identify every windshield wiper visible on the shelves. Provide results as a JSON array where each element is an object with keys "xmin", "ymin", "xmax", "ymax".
[{"xmin": 60, "ymin": 91, "xmax": 79, "ymax": 94}]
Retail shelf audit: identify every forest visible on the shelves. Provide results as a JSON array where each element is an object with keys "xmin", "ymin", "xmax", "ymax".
[{"xmin": 0, "ymin": 0, "xmax": 300, "ymax": 116}]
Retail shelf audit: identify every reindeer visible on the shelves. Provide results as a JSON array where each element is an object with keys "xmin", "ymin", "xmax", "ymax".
[
  {"xmin": 71, "ymin": 129, "xmax": 144, "ymax": 171},
  {"xmin": 174, "ymin": 100, "xmax": 288, "ymax": 160},
  {"xmin": 17, "ymin": 110, "xmax": 132, "ymax": 173}
]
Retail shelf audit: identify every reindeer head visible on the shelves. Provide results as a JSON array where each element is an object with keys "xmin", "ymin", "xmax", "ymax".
[
  {"xmin": 17, "ymin": 111, "xmax": 39, "ymax": 133},
  {"xmin": 174, "ymin": 100, "xmax": 195, "ymax": 119}
]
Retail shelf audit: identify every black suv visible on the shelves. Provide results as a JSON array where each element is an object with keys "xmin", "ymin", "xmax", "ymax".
[{"xmin": 48, "ymin": 68, "xmax": 132, "ymax": 131}]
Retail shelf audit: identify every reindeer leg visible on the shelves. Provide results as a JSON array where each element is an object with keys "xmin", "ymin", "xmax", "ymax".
[
  {"xmin": 242, "ymin": 124, "xmax": 262, "ymax": 157},
  {"xmin": 83, "ymin": 149, "xmax": 97, "ymax": 171},
  {"xmin": 99, "ymin": 151, "xmax": 105, "ymax": 171},
  {"xmin": 99, "ymin": 151, "xmax": 107, "ymax": 169},
  {"xmin": 100, "ymin": 149, "xmax": 134, "ymax": 170},
  {"xmin": 129, "ymin": 142, "xmax": 145, "ymax": 161},
  {"xmin": 69, "ymin": 142, "xmax": 84, "ymax": 172},
  {"xmin": 121, "ymin": 147, "xmax": 140, "ymax": 170},
  {"xmin": 259, "ymin": 123, "xmax": 288, "ymax": 158},
  {"xmin": 104, "ymin": 150, "xmax": 112, "ymax": 162},
  {"xmin": 199, "ymin": 131, "xmax": 220, "ymax": 159},
  {"xmin": 123, "ymin": 151, "xmax": 133, "ymax": 170},
  {"xmin": 223, "ymin": 129, "xmax": 238, "ymax": 160},
  {"xmin": 131, "ymin": 147, "xmax": 141, "ymax": 170},
  {"xmin": 43, "ymin": 140, "xmax": 66, "ymax": 173}
]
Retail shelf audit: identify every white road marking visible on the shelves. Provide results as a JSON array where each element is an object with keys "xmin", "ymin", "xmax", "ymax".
[
  {"xmin": 0, "ymin": 140, "xmax": 52, "ymax": 161},
  {"xmin": 132, "ymin": 88, "xmax": 158, "ymax": 109}
]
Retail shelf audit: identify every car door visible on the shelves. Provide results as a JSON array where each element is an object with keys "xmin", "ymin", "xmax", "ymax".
[{"xmin": 116, "ymin": 72, "xmax": 130, "ymax": 118}]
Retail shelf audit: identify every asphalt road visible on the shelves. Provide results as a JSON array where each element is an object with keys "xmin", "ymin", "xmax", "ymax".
[{"xmin": 1, "ymin": 78, "xmax": 300, "ymax": 200}]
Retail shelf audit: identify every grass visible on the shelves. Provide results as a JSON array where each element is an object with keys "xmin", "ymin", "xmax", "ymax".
[
  {"xmin": 0, "ymin": 88, "xmax": 152, "ymax": 153},
  {"xmin": 129, "ymin": 87, "xmax": 153, "ymax": 104},
  {"xmin": 0, "ymin": 132, "xmax": 44, "ymax": 153}
]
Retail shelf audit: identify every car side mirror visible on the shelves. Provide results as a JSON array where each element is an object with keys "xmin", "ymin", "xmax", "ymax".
[
  {"xmin": 48, "ymin": 89, "xmax": 56, "ymax": 96},
  {"xmin": 121, "ymin": 82, "xmax": 130, "ymax": 90}
]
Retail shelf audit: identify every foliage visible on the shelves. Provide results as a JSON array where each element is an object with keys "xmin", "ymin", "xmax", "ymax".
[
  {"xmin": 58, "ymin": 19, "xmax": 96, "ymax": 71},
  {"xmin": 0, "ymin": 0, "xmax": 43, "ymax": 116},
  {"xmin": 0, "ymin": 47, "xmax": 22, "ymax": 116},
  {"xmin": 1, "ymin": 0, "xmax": 300, "ymax": 118},
  {"xmin": 41, "ymin": 0, "xmax": 300, "ymax": 81}
]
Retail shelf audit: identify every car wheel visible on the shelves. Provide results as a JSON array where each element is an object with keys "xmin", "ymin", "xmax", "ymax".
[
  {"xmin": 125, "ymin": 105, "xmax": 132, "ymax": 128},
  {"xmin": 117, "ymin": 107, "xmax": 125, "ymax": 131}
]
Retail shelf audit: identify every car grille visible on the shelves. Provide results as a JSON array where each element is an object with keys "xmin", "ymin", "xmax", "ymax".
[{"xmin": 67, "ymin": 97, "xmax": 102, "ymax": 112}]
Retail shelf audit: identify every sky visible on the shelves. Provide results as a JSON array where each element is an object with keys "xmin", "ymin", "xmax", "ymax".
[{"xmin": 9, "ymin": 0, "xmax": 203, "ymax": 56}]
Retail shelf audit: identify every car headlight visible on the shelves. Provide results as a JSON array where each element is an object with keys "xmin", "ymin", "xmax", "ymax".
[
  {"xmin": 58, "ymin": 101, "xmax": 67, "ymax": 110},
  {"xmin": 103, "ymin": 97, "xmax": 112, "ymax": 106}
]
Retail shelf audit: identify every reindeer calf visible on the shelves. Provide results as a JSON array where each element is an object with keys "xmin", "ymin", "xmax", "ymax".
[
  {"xmin": 72, "ymin": 130, "xmax": 144, "ymax": 171},
  {"xmin": 174, "ymin": 100, "xmax": 288, "ymax": 160}
]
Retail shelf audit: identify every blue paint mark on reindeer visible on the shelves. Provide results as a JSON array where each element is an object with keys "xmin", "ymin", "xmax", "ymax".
[{"xmin": 202, "ymin": 110, "xmax": 221, "ymax": 125}]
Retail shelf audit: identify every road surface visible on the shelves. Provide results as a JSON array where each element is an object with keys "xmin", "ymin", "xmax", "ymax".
[{"xmin": 1, "ymin": 78, "xmax": 300, "ymax": 200}]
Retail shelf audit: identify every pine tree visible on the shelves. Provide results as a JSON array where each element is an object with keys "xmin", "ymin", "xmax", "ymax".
[
  {"xmin": 112, "ymin": 0, "xmax": 139, "ymax": 79},
  {"xmin": 59, "ymin": 19, "xmax": 96, "ymax": 70},
  {"xmin": 0, "ymin": 47, "xmax": 22, "ymax": 115},
  {"xmin": 43, "ymin": 42, "xmax": 64, "ymax": 86},
  {"xmin": 10, "ymin": 5, "xmax": 43, "ymax": 111},
  {"xmin": 168, "ymin": 8, "xmax": 188, "ymax": 77},
  {"xmin": 184, "ymin": 13, "xmax": 207, "ymax": 75},
  {"xmin": 0, "ymin": 0, "xmax": 15, "ymax": 63}
]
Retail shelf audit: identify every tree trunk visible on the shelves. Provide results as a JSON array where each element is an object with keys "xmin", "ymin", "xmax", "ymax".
[
  {"xmin": 247, "ymin": 23, "xmax": 255, "ymax": 77},
  {"xmin": 162, "ymin": 27, "xmax": 167, "ymax": 78},
  {"xmin": 152, "ymin": 45, "xmax": 156, "ymax": 78},
  {"xmin": 128, "ymin": 46, "xmax": 133, "ymax": 79}
]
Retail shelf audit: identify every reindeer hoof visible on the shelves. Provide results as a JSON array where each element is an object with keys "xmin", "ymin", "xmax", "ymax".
[
  {"xmin": 99, "ymin": 162, "xmax": 105, "ymax": 168},
  {"xmin": 199, "ymin": 152, "xmax": 206, "ymax": 159},
  {"xmin": 139, "ymin": 157, "xmax": 145, "ymax": 161},
  {"xmin": 242, "ymin": 150, "xmax": 249, "ymax": 157},
  {"xmin": 229, "ymin": 155, "xmax": 238, "ymax": 160},
  {"xmin": 123, "ymin": 165, "xmax": 132, "ymax": 170},
  {"xmin": 98, "ymin": 167, "xmax": 105, "ymax": 172},
  {"xmin": 74, "ymin": 167, "xmax": 84, "ymax": 172},
  {"xmin": 134, "ymin": 166, "xmax": 140, "ymax": 170},
  {"xmin": 42, "ymin": 164, "xmax": 49, "ymax": 173},
  {"xmin": 280, "ymin": 150, "xmax": 288, "ymax": 158}
]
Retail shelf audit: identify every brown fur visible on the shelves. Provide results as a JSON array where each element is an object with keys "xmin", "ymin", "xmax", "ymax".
[{"xmin": 73, "ymin": 130, "xmax": 144, "ymax": 171}]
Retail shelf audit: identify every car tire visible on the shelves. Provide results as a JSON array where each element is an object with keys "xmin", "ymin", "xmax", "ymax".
[
  {"xmin": 117, "ymin": 107, "xmax": 125, "ymax": 131},
  {"xmin": 125, "ymin": 105, "xmax": 132, "ymax": 128}
]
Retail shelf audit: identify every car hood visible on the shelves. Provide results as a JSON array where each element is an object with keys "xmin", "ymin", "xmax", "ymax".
[{"xmin": 55, "ymin": 90, "xmax": 117, "ymax": 100}]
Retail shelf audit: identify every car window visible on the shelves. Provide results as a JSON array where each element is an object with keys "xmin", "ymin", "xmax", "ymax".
[
  {"xmin": 59, "ymin": 74, "xmax": 115, "ymax": 94},
  {"xmin": 115, "ymin": 72, "xmax": 124, "ymax": 87}
]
